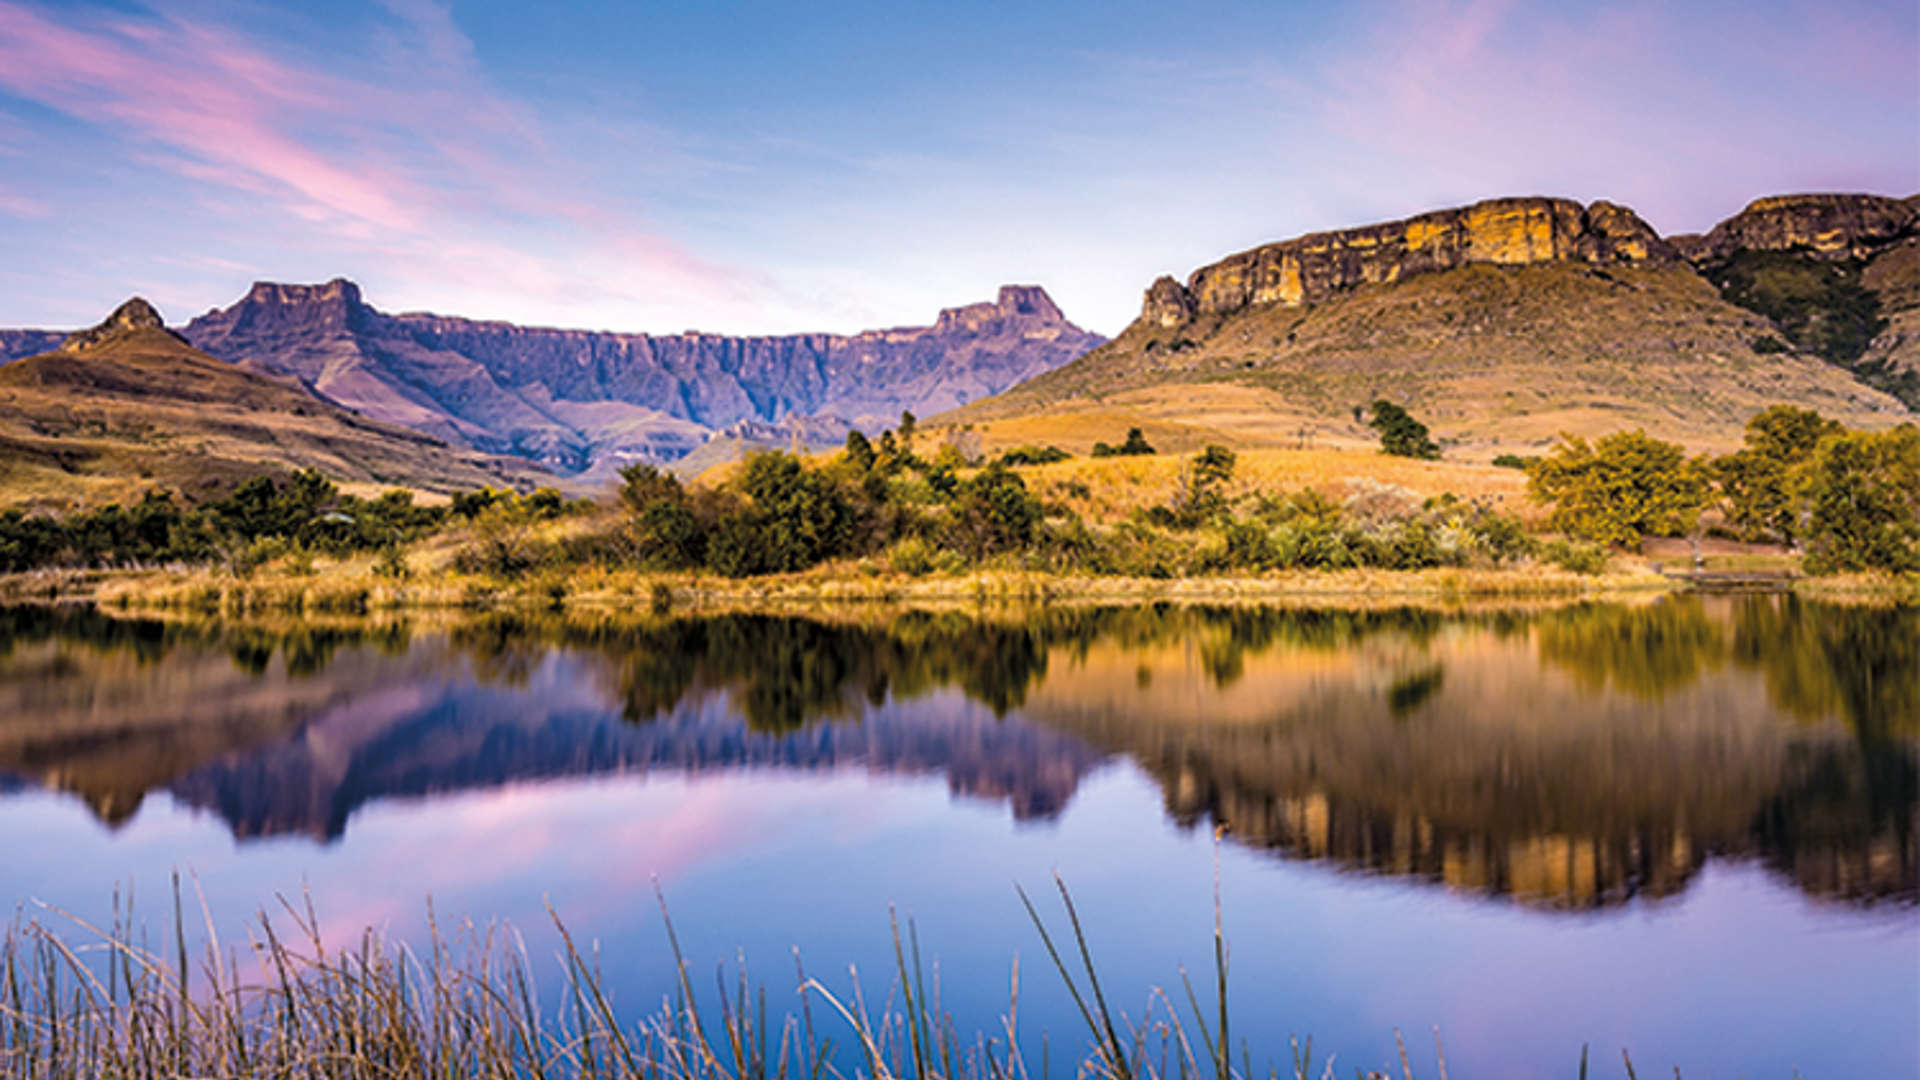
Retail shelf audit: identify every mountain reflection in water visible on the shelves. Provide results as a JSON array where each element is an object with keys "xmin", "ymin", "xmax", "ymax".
[{"xmin": 0, "ymin": 597, "xmax": 1912, "ymax": 910}]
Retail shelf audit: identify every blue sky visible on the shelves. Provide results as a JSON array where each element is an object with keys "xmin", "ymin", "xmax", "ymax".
[{"xmin": 0, "ymin": 0, "xmax": 1915, "ymax": 335}]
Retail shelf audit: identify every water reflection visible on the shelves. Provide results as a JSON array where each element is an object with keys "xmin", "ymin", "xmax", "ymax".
[{"xmin": 0, "ymin": 597, "xmax": 1912, "ymax": 908}]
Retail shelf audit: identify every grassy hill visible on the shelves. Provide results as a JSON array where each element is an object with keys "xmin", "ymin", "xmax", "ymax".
[
  {"xmin": 0, "ymin": 302, "xmax": 557, "ymax": 512},
  {"xmin": 939, "ymin": 196, "xmax": 1916, "ymax": 458}
]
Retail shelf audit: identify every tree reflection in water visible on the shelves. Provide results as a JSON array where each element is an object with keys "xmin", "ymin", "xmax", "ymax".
[{"xmin": 0, "ymin": 597, "xmax": 1912, "ymax": 907}]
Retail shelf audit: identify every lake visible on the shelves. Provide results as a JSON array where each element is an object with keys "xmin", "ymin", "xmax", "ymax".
[{"xmin": 0, "ymin": 596, "xmax": 1914, "ymax": 1077}]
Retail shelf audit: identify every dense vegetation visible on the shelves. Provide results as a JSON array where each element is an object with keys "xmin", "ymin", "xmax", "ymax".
[
  {"xmin": 1705, "ymin": 250, "xmax": 1918, "ymax": 408},
  {"xmin": 1524, "ymin": 407, "xmax": 1920, "ymax": 572},
  {"xmin": 0, "ymin": 470, "xmax": 579, "ymax": 575},
  {"xmin": 3, "ymin": 408, "xmax": 1915, "ymax": 583}
]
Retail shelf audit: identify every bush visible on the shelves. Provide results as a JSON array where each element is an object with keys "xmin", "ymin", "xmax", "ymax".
[
  {"xmin": 1491, "ymin": 453, "xmax": 1534, "ymax": 470},
  {"xmin": 949, "ymin": 463, "xmax": 1042, "ymax": 557},
  {"xmin": 999, "ymin": 444, "xmax": 1071, "ymax": 466},
  {"xmin": 888, "ymin": 537, "xmax": 936, "ymax": 576},
  {"xmin": 1543, "ymin": 540, "xmax": 1609, "ymax": 574},
  {"xmin": 1369, "ymin": 400, "xmax": 1440, "ymax": 459},
  {"xmin": 1091, "ymin": 428, "xmax": 1155, "ymax": 457}
]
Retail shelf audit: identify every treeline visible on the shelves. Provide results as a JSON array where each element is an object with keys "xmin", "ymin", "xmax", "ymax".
[
  {"xmin": 4, "ymin": 406, "xmax": 1914, "ymax": 582},
  {"xmin": 0, "ymin": 469, "xmax": 581, "ymax": 575},
  {"xmin": 540, "ymin": 428, "xmax": 1539, "ymax": 580},
  {"xmin": 1526, "ymin": 406, "xmax": 1919, "ymax": 572}
]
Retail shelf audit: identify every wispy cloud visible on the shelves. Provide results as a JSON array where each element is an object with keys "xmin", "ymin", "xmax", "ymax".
[
  {"xmin": 1299, "ymin": 0, "xmax": 1920, "ymax": 231},
  {"xmin": 0, "ymin": 0, "xmax": 763, "ymax": 327}
]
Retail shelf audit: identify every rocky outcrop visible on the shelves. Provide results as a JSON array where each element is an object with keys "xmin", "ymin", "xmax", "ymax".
[
  {"xmin": 59, "ymin": 296, "xmax": 188, "ymax": 352},
  {"xmin": 184, "ymin": 281, "xmax": 1104, "ymax": 473},
  {"xmin": 1142, "ymin": 197, "xmax": 1677, "ymax": 323},
  {"xmin": 1670, "ymin": 193, "xmax": 1919, "ymax": 264}
]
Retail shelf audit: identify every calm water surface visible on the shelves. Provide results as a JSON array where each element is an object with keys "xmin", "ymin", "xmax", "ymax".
[{"xmin": 0, "ymin": 597, "xmax": 1914, "ymax": 1077}]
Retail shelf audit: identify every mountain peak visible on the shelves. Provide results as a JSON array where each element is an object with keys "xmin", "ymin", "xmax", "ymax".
[
  {"xmin": 995, "ymin": 285, "xmax": 1065, "ymax": 322},
  {"xmin": 60, "ymin": 296, "xmax": 181, "ymax": 352},
  {"xmin": 241, "ymin": 278, "xmax": 365, "ymax": 309}
]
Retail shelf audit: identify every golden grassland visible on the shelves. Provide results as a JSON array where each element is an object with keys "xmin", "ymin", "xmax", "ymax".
[
  {"xmin": 939, "ymin": 262, "xmax": 1918, "ymax": 459},
  {"xmin": 1017, "ymin": 445, "xmax": 1541, "ymax": 521}
]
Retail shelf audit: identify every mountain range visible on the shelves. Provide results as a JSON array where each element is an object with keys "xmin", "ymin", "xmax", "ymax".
[
  {"xmin": 2, "ymin": 191, "xmax": 1915, "ymax": 493},
  {"xmin": 0, "ymin": 298, "xmax": 551, "ymax": 507},
  {"xmin": 174, "ymin": 281, "xmax": 1103, "ymax": 478},
  {"xmin": 944, "ymin": 193, "xmax": 1918, "ymax": 454}
]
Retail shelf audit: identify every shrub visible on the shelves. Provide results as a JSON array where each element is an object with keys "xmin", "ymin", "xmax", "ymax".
[
  {"xmin": 888, "ymin": 537, "xmax": 936, "ymax": 576},
  {"xmin": 949, "ymin": 463, "xmax": 1042, "ymax": 557},
  {"xmin": 1491, "ymin": 453, "xmax": 1534, "ymax": 470},
  {"xmin": 999, "ymin": 444, "xmax": 1071, "ymax": 466},
  {"xmin": 1091, "ymin": 428, "xmax": 1156, "ymax": 457},
  {"xmin": 1369, "ymin": 400, "xmax": 1440, "ymax": 459},
  {"xmin": 1543, "ymin": 539, "xmax": 1609, "ymax": 574}
]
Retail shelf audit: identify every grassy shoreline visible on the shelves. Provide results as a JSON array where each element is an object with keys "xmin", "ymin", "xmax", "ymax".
[
  {"xmin": 5, "ymin": 559, "xmax": 1916, "ymax": 616},
  {"xmin": 1, "ymin": 561, "xmax": 1693, "ymax": 613}
]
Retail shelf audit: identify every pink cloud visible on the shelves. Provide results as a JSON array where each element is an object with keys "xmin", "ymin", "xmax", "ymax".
[{"xmin": 0, "ymin": 1, "xmax": 764, "ymax": 327}]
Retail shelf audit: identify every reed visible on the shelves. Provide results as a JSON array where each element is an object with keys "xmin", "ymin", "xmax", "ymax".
[{"xmin": 1, "ymin": 878, "xmax": 1673, "ymax": 1080}]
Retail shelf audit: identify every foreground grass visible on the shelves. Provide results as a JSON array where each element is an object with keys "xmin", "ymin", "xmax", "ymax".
[{"xmin": 1, "ymin": 880, "xmax": 1673, "ymax": 1080}]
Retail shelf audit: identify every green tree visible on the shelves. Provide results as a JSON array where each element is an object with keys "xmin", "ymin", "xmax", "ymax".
[
  {"xmin": 728, "ymin": 451, "xmax": 854, "ymax": 573},
  {"xmin": 950, "ymin": 462, "xmax": 1041, "ymax": 557},
  {"xmin": 1796, "ymin": 424, "xmax": 1920, "ymax": 573},
  {"xmin": 1093, "ymin": 427, "xmax": 1157, "ymax": 457},
  {"xmin": 1526, "ymin": 430, "xmax": 1712, "ymax": 549},
  {"xmin": 842, "ymin": 429, "xmax": 876, "ymax": 472},
  {"xmin": 1715, "ymin": 405, "xmax": 1844, "ymax": 543},
  {"xmin": 1369, "ymin": 400, "xmax": 1440, "ymax": 459}
]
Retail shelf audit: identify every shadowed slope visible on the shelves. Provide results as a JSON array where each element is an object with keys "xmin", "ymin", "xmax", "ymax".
[{"xmin": 0, "ymin": 299, "xmax": 555, "ymax": 509}]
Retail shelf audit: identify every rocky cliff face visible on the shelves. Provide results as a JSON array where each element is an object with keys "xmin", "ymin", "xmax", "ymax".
[
  {"xmin": 1669, "ymin": 193, "xmax": 1919, "ymax": 264},
  {"xmin": 184, "ymin": 281, "xmax": 1103, "ymax": 473},
  {"xmin": 1143, "ymin": 197, "xmax": 1675, "ymax": 322}
]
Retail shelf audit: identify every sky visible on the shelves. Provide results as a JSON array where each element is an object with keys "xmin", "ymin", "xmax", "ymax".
[{"xmin": 0, "ymin": 0, "xmax": 1915, "ymax": 337}]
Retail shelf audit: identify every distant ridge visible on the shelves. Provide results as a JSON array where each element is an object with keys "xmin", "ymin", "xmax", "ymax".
[
  {"xmin": 172, "ymin": 281, "xmax": 1105, "ymax": 475},
  {"xmin": 947, "ymin": 193, "xmax": 1918, "ymax": 454}
]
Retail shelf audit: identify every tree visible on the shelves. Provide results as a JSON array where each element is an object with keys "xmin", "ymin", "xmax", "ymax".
[
  {"xmin": 1715, "ymin": 406, "xmax": 1844, "ymax": 543},
  {"xmin": 618, "ymin": 463, "xmax": 686, "ymax": 513},
  {"xmin": 729, "ymin": 451, "xmax": 853, "ymax": 572},
  {"xmin": 1797, "ymin": 424, "xmax": 1920, "ymax": 573},
  {"xmin": 1093, "ymin": 427, "xmax": 1156, "ymax": 457},
  {"xmin": 897, "ymin": 411, "xmax": 918, "ymax": 454},
  {"xmin": 1169, "ymin": 444, "xmax": 1237, "ymax": 525},
  {"xmin": 842, "ymin": 429, "xmax": 876, "ymax": 472},
  {"xmin": 950, "ymin": 462, "xmax": 1041, "ymax": 557},
  {"xmin": 1369, "ymin": 400, "xmax": 1439, "ymax": 459},
  {"xmin": 1526, "ymin": 430, "xmax": 1712, "ymax": 549}
]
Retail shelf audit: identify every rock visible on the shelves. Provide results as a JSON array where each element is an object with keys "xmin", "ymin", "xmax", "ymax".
[
  {"xmin": 1147, "ymin": 197, "xmax": 1678, "ymax": 324},
  {"xmin": 60, "ymin": 296, "xmax": 186, "ymax": 352},
  {"xmin": 1685, "ymin": 193, "xmax": 1918, "ymax": 263},
  {"xmin": 1143, "ymin": 276, "xmax": 1196, "ymax": 327}
]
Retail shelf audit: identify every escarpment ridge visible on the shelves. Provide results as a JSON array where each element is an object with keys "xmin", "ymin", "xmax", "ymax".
[
  {"xmin": 1138, "ymin": 194, "xmax": 1917, "ymax": 327},
  {"xmin": 949, "ymin": 191, "xmax": 1918, "ymax": 455}
]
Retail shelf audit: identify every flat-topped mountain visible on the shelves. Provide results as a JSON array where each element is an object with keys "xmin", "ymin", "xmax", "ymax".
[
  {"xmin": 0, "ymin": 299, "xmax": 551, "ymax": 509},
  {"xmin": 174, "ymin": 280, "xmax": 1104, "ymax": 476},
  {"xmin": 948, "ymin": 193, "xmax": 1918, "ymax": 455}
]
